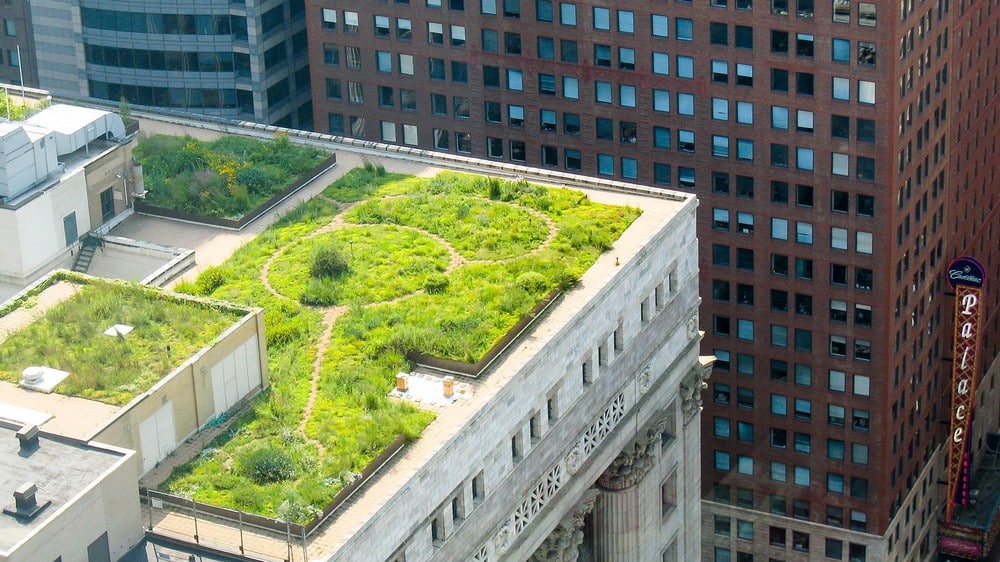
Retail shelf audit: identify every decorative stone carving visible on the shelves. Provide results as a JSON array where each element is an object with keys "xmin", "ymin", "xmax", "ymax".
[
  {"xmin": 596, "ymin": 421, "xmax": 665, "ymax": 491},
  {"xmin": 565, "ymin": 443, "xmax": 584, "ymax": 475},
  {"xmin": 686, "ymin": 313, "xmax": 699, "ymax": 340},
  {"xmin": 680, "ymin": 356, "xmax": 713, "ymax": 424},
  {"xmin": 528, "ymin": 492, "xmax": 598, "ymax": 562},
  {"xmin": 636, "ymin": 363, "xmax": 653, "ymax": 395},
  {"xmin": 494, "ymin": 520, "xmax": 514, "ymax": 554}
]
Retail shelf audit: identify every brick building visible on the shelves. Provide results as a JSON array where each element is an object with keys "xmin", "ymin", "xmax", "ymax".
[{"xmin": 307, "ymin": 0, "xmax": 1000, "ymax": 561}]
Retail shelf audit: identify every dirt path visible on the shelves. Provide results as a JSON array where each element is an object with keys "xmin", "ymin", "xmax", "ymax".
[{"xmin": 256, "ymin": 194, "xmax": 561, "ymax": 460}]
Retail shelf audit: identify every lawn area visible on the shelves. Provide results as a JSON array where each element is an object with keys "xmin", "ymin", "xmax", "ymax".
[
  {"xmin": 160, "ymin": 167, "xmax": 640, "ymax": 521},
  {"xmin": 0, "ymin": 274, "xmax": 246, "ymax": 405},
  {"xmin": 133, "ymin": 133, "xmax": 328, "ymax": 219}
]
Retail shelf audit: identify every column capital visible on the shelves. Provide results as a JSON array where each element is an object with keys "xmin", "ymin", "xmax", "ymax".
[
  {"xmin": 680, "ymin": 355, "xmax": 714, "ymax": 424},
  {"xmin": 596, "ymin": 421, "xmax": 665, "ymax": 491},
  {"xmin": 528, "ymin": 490, "xmax": 598, "ymax": 562}
]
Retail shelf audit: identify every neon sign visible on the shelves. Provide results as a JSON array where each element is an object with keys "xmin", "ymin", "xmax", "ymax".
[{"xmin": 944, "ymin": 257, "xmax": 987, "ymax": 522}]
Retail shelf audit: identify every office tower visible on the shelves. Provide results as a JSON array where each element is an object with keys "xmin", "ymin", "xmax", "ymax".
[
  {"xmin": 5, "ymin": 0, "xmax": 312, "ymax": 127},
  {"xmin": 307, "ymin": 0, "xmax": 1000, "ymax": 560}
]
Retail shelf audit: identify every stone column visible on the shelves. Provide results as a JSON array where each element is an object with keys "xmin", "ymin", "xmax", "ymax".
[
  {"xmin": 528, "ymin": 491, "xmax": 598, "ymax": 562},
  {"xmin": 591, "ymin": 423, "xmax": 663, "ymax": 561}
]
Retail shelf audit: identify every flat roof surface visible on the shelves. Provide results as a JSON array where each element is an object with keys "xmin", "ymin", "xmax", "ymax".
[
  {"xmin": 0, "ymin": 423, "xmax": 124, "ymax": 552},
  {"xmin": 0, "ymin": 274, "xmax": 249, "ymax": 407}
]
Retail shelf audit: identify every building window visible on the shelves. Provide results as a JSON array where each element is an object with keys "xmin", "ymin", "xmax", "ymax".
[
  {"xmin": 858, "ymin": 2, "xmax": 876, "ymax": 26},
  {"xmin": 715, "ymin": 450, "xmax": 732, "ymax": 471},
  {"xmin": 618, "ymin": 10, "xmax": 635, "ymax": 33},
  {"xmin": 676, "ymin": 18, "xmax": 693, "ymax": 40},
  {"xmin": 827, "ymin": 371, "xmax": 848, "ymax": 395},
  {"xmin": 852, "ymin": 443, "xmax": 869, "ymax": 465},
  {"xmin": 507, "ymin": 69, "xmax": 523, "ymax": 90},
  {"xmin": 374, "ymin": 15, "xmax": 391, "ymax": 36},
  {"xmin": 832, "ymin": 37, "xmax": 850, "ymax": 61},
  {"xmin": 651, "ymin": 14, "xmax": 669, "ymax": 37},
  {"xmin": 560, "ymin": 3, "xmax": 577, "ymax": 25},
  {"xmin": 828, "ymin": 438, "xmax": 845, "ymax": 459},
  {"xmin": 322, "ymin": 9, "xmax": 337, "ymax": 30},
  {"xmin": 482, "ymin": 29, "xmax": 499, "ymax": 52},
  {"xmin": 433, "ymin": 128, "xmax": 450, "ymax": 149},
  {"xmin": 833, "ymin": 0, "xmax": 851, "ymax": 21},
  {"xmin": 771, "ymin": 394, "xmax": 787, "ymax": 415},
  {"xmin": 486, "ymin": 137, "xmax": 503, "ymax": 158},
  {"xmin": 711, "ymin": 22, "xmax": 728, "ymax": 46},
  {"xmin": 792, "ymin": 531, "xmax": 810, "ymax": 552},
  {"xmin": 399, "ymin": 54, "xmax": 414, "ymax": 75},
  {"xmin": 510, "ymin": 140, "xmax": 526, "ymax": 161},
  {"xmin": 795, "ymin": 222, "xmax": 813, "ymax": 244},
  {"xmin": 832, "ymin": 76, "xmax": 850, "ymax": 100},
  {"xmin": 397, "ymin": 18, "xmax": 412, "ymax": 40},
  {"xmin": 796, "ymin": 33, "xmax": 814, "ymax": 56},
  {"xmin": 594, "ymin": 45, "xmax": 611, "ymax": 68},
  {"xmin": 565, "ymin": 149, "xmax": 581, "ymax": 170},
  {"xmin": 793, "ymin": 467, "xmax": 810, "ymax": 487},
  {"xmin": 323, "ymin": 44, "xmax": 340, "ymax": 65},
  {"xmin": 850, "ymin": 511, "xmax": 868, "ymax": 532},
  {"xmin": 852, "ymin": 409, "xmax": 869, "ymax": 431},
  {"xmin": 541, "ymin": 145, "xmax": 558, "ymax": 167},
  {"xmin": 829, "ymin": 405, "xmax": 845, "ymax": 426}
]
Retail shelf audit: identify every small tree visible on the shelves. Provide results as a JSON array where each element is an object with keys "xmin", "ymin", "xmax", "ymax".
[
  {"xmin": 311, "ymin": 242, "xmax": 349, "ymax": 278},
  {"xmin": 119, "ymin": 96, "xmax": 132, "ymax": 122}
]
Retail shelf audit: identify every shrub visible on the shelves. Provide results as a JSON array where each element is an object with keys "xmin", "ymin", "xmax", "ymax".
[
  {"xmin": 424, "ymin": 274, "xmax": 449, "ymax": 294},
  {"xmin": 363, "ymin": 160, "xmax": 386, "ymax": 176},
  {"xmin": 514, "ymin": 271, "xmax": 547, "ymax": 293},
  {"xmin": 238, "ymin": 444, "xmax": 297, "ymax": 484},
  {"xmin": 311, "ymin": 242, "xmax": 349, "ymax": 279},
  {"xmin": 195, "ymin": 266, "xmax": 227, "ymax": 295},
  {"xmin": 236, "ymin": 167, "xmax": 268, "ymax": 195}
]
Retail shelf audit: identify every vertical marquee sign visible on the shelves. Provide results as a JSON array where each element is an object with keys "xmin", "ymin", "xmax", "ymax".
[{"xmin": 945, "ymin": 256, "xmax": 987, "ymax": 522}]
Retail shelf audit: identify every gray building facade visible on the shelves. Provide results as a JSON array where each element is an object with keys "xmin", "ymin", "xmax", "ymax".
[{"xmin": 26, "ymin": 0, "xmax": 311, "ymax": 128}]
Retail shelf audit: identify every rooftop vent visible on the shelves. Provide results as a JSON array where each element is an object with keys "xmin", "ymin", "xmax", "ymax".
[
  {"xmin": 3, "ymin": 482, "xmax": 50, "ymax": 521},
  {"xmin": 15, "ymin": 424, "xmax": 38, "ymax": 454}
]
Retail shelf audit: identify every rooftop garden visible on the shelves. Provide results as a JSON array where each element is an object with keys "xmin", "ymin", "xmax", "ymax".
[
  {"xmin": 133, "ymin": 133, "xmax": 328, "ymax": 219},
  {"xmin": 0, "ymin": 273, "xmax": 247, "ymax": 406},
  {"xmin": 161, "ymin": 166, "xmax": 640, "ymax": 521}
]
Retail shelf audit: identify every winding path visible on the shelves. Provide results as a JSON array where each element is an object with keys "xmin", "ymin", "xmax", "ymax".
[{"xmin": 257, "ymin": 193, "xmax": 561, "ymax": 459}]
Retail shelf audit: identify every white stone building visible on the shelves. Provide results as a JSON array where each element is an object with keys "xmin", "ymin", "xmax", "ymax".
[
  {"xmin": 0, "ymin": 104, "xmax": 134, "ymax": 286},
  {"xmin": 308, "ymin": 181, "xmax": 707, "ymax": 562}
]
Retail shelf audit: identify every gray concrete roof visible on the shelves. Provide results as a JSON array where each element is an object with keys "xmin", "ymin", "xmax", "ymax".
[{"xmin": 0, "ymin": 422, "xmax": 123, "ymax": 552}]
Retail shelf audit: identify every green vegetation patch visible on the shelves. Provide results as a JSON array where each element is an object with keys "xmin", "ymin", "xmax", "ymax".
[
  {"xmin": 269, "ymin": 226, "xmax": 451, "ymax": 306},
  {"xmin": 134, "ymin": 133, "xmax": 328, "ymax": 219},
  {"xmin": 161, "ymin": 168, "xmax": 639, "ymax": 521},
  {"xmin": 0, "ymin": 279, "xmax": 245, "ymax": 405},
  {"xmin": 346, "ymin": 194, "xmax": 550, "ymax": 260}
]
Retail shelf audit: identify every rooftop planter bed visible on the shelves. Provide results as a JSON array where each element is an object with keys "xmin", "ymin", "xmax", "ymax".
[
  {"xmin": 133, "ymin": 133, "xmax": 330, "ymax": 221},
  {"xmin": 160, "ymin": 167, "xmax": 640, "ymax": 522},
  {"xmin": 0, "ymin": 272, "xmax": 246, "ymax": 405}
]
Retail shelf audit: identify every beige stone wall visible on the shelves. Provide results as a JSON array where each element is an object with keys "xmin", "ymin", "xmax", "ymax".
[
  {"xmin": 83, "ymin": 141, "xmax": 134, "ymax": 228},
  {"xmin": 90, "ymin": 308, "xmax": 267, "ymax": 477}
]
